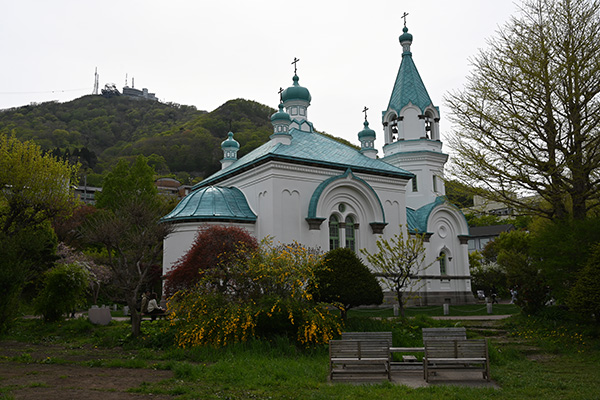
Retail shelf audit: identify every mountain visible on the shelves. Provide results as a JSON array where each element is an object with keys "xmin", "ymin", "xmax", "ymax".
[{"xmin": 0, "ymin": 96, "xmax": 276, "ymax": 185}]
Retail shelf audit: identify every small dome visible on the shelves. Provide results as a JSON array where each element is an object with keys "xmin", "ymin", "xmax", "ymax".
[
  {"xmin": 161, "ymin": 186, "xmax": 257, "ymax": 223},
  {"xmin": 281, "ymin": 74, "xmax": 312, "ymax": 103},
  {"xmin": 399, "ymin": 26, "xmax": 413, "ymax": 43},
  {"xmin": 221, "ymin": 132, "xmax": 239, "ymax": 150},
  {"xmin": 271, "ymin": 103, "xmax": 292, "ymax": 122},
  {"xmin": 358, "ymin": 120, "xmax": 376, "ymax": 140}
]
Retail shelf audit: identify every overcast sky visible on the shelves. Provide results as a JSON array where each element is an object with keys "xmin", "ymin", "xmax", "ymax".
[{"xmin": 1, "ymin": 0, "xmax": 521, "ymax": 153}]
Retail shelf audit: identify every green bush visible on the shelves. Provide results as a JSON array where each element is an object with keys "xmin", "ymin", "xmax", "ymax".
[
  {"xmin": 311, "ymin": 248, "xmax": 383, "ymax": 319},
  {"xmin": 33, "ymin": 263, "xmax": 89, "ymax": 322},
  {"xmin": 569, "ymin": 243, "xmax": 600, "ymax": 323}
]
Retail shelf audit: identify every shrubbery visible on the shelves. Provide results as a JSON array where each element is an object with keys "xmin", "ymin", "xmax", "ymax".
[
  {"xmin": 168, "ymin": 238, "xmax": 341, "ymax": 348},
  {"xmin": 569, "ymin": 244, "xmax": 600, "ymax": 324},
  {"xmin": 33, "ymin": 263, "xmax": 90, "ymax": 322},
  {"xmin": 311, "ymin": 248, "xmax": 383, "ymax": 319}
]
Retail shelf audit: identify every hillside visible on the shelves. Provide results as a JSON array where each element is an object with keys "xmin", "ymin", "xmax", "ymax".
[{"xmin": 0, "ymin": 96, "xmax": 276, "ymax": 185}]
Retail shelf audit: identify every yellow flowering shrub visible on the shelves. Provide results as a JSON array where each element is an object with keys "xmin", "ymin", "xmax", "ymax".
[{"xmin": 168, "ymin": 238, "xmax": 342, "ymax": 348}]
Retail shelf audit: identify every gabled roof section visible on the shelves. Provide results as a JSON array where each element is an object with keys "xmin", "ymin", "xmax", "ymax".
[
  {"xmin": 161, "ymin": 186, "xmax": 256, "ymax": 223},
  {"xmin": 194, "ymin": 128, "xmax": 414, "ymax": 189},
  {"xmin": 387, "ymin": 42, "xmax": 434, "ymax": 114},
  {"xmin": 406, "ymin": 196, "xmax": 446, "ymax": 233}
]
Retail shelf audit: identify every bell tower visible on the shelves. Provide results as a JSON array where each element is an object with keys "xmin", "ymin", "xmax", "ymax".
[{"xmin": 381, "ymin": 21, "xmax": 448, "ymax": 209}]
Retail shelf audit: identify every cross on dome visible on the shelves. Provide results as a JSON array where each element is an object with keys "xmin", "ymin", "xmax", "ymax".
[
  {"xmin": 362, "ymin": 106, "xmax": 369, "ymax": 121},
  {"xmin": 291, "ymin": 57, "xmax": 300, "ymax": 74},
  {"xmin": 401, "ymin": 12, "xmax": 409, "ymax": 27}
]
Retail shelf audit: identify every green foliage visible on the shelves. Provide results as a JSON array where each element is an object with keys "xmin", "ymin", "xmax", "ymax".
[
  {"xmin": 569, "ymin": 244, "xmax": 600, "ymax": 323},
  {"xmin": 168, "ymin": 239, "xmax": 342, "ymax": 348},
  {"xmin": 311, "ymin": 248, "xmax": 383, "ymax": 319},
  {"xmin": 33, "ymin": 263, "xmax": 90, "ymax": 322},
  {"xmin": 444, "ymin": 179, "xmax": 474, "ymax": 208},
  {"xmin": 95, "ymin": 155, "xmax": 159, "ymax": 211},
  {"xmin": 84, "ymin": 155, "xmax": 173, "ymax": 336},
  {"xmin": 494, "ymin": 231, "xmax": 549, "ymax": 314},
  {"xmin": 0, "ymin": 133, "xmax": 79, "ymax": 237},
  {"xmin": 530, "ymin": 217, "xmax": 600, "ymax": 302},
  {"xmin": 0, "ymin": 234, "xmax": 27, "ymax": 333}
]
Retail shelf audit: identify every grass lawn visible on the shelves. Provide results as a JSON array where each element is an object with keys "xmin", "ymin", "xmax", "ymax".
[{"xmin": 0, "ymin": 306, "xmax": 598, "ymax": 399}]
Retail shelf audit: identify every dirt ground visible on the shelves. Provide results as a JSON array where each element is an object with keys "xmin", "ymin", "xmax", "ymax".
[{"xmin": 0, "ymin": 341, "xmax": 175, "ymax": 399}]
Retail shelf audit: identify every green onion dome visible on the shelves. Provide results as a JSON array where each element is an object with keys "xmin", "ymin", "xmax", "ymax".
[
  {"xmin": 399, "ymin": 26, "xmax": 413, "ymax": 43},
  {"xmin": 358, "ymin": 120, "xmax": 376, "ymax": 140},
  {"xmin": 271, "ymin": 103, "xmax": 292, "ymax": 122},
  {"xmin": 281, "ymin": 74, "xmax": 311, "ymax": 103},
  {"xmin": 221, "ymin": 132, "xmax": 240, "ymax": 150}
]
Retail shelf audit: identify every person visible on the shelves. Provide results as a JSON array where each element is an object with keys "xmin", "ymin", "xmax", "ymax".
[
  {"xmin": 140, "ymin": 290, "xmax": 151, "ymax": 314},
  {"xmin": 491, "ymin": 286, "xmax": 499, "ymax": 304},
  {"xmin": 510, "ymin": 288, "xmax": 517, "ymax": 304},
  {"xmin": 147, "ymin": 292, "xmax": 165, "ymax": 321}
]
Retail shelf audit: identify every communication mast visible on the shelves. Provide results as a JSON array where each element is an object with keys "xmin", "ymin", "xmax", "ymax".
[{"xmin": 92, "ymin": 67, "xmax": 99, "ymax": 95}]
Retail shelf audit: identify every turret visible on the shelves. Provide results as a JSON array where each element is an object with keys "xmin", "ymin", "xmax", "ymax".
[{"xmin": 220, "ymin": 132, "xmax": 240, "ymax": 170}]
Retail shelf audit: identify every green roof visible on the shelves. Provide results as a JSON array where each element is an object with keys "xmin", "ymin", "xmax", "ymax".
[
  {"xmin": 194, "ymin": 128, "xmax": 414, "ymax": 189},
  {"xmin": 406, "ymin": 196, "xmax": 446, "ymax": 233},
  {"xmin": 161, "ymin": 186, "xmax": 256, "ymax": 223},
  {"xmin": 387, "ymin": 28, "xmax": 434, "ymax": 115}
]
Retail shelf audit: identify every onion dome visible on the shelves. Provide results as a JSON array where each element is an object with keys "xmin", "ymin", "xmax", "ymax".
[
  {"xmin": 221, "ymin": 132, "xmax": 240, "ymax": 151},
  {"xmin": 271, "ymin": 103, "xmax": 291, "ymax": 123},
  {"xmin": 281, "ymin": 74, "xmax": 311, "ymax": 103},
  {"xmin": 358, "ymin": 120, "xmax": 376, "ymax": 140},
  {"xmin": 399, "ymin": 26, "xmax": 413, "ymax": 44}
]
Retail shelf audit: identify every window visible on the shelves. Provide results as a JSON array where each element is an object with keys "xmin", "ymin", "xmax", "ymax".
[
  {"xmin": 329, "ymin": 215, "xmax": 340, "ymax": 250},
  {"xmin": 345, "ymin": 216, "xmax": 356, "ymax": 252},
  {"xmin": 412, "ymin": 176, "xmax": 418, "ymax": 192},
  {"xmin": 439, "ymin": 251, "xmax": 447, "ymax": 275},
  {"xmin": 433, "ymin": 175, "xmax": 437, "ymax": 192}
]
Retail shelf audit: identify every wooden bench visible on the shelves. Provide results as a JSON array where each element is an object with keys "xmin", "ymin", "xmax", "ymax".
[
  {"xmin": 423, "ymin": 339, "xmax": 490, "ymax": 382},
  {"xmin": 422, "ymin": 327, "xmax": 467, "ymax": 342},
  {"xmin": 329, "ymin": 340, "xmax": 391, "ymax": 382},
  {"xmin": 341, "ymin": 331, "xmax": 392, "ymax": 345}
]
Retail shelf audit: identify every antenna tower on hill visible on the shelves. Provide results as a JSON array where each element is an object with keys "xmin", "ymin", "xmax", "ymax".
[{"xmin": 92, "ymin": 67, "xmax": 99, "ymax": 95}]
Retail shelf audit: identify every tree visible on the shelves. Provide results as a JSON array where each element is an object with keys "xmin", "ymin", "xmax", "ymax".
[
  {"xmin": 311, "ymin": 248, "xmax": 383, "ymax": 320},
  {"xmin": 95, "ymin": 155, "xmax": 159, "ymax": 211},
  {"xmin": 494, "ymin": 230, "xmax": 549, "ymax": 314},
  {"xmin": 0, "ymin": 133, "xmax": 79, "ymax": 236},
  {"xmin": 361, "ymin": 226, "xmax": 432, "ymax": 317},
  {"xmin": 0, "ymin": 134, "xmax": 78, "ymax": 331},
  {"xmin": 446, "ymin": 0, "xmax": 600, "ymax": 221},
  {"xmin": 85, "ymin": 157, "xmax": 172, "ymax": 337},
  {"xmin": 163, "ymin": 225, "xmax": 259, "ymax": 296}
]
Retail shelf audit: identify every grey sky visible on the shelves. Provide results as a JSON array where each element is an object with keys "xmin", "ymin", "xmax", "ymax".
[{"xmin": 0, "ymin": 0, "xmax": 519, "ymax": 152}]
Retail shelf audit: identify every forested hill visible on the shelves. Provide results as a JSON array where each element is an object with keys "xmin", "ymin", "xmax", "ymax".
[{"xmin": 0, "ymin": 95, "xmax": 277, "ymax": 185}]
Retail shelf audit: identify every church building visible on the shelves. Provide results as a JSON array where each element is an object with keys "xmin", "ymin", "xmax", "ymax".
[{"xmin": 161, "ymin": 25, "xmax": 473, "ymax": 305}]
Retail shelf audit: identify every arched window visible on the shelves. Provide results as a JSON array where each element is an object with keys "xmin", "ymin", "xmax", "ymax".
[
  {"xmin": 329, "ymin": 215, "xmax": 340, "ymax": 250},
  {"xmin": 439, "ymin": 251, "xmax": 447, "ymax": 275},
  {"xmin": 345, "ymin": 216, "xmax": 356, "ymax": 252}
]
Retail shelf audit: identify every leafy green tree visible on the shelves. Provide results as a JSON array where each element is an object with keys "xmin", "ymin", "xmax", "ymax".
[
  {"xmin": 95, "ymin": 155, "xmax": 159, "ymax": 211},
  {"xmin": 311, "ymin": 248, "xmax": 383, "ymax": 320},
  {"xmin": 494, "ymin": 231, "xmax": 548, "ymax": 314},
  {"xmin": 85, "ymin": 157, "xmax": 172, "ymax": 337},
  {"xmin": 33, "ymin": 263, "xmax": 89, "ymax": 322},
  {"xmin": 0, "ymin": 134, "xmax": 78, "ymax": 331},
  {"xmin": 568, "ymin": 243, "xmax": 600, "ymax": 323},
  {"xmin": 447, "ymin": 0, "xmax": 600, "ymax": 221},
  {"xmin": 0, "ymin": 133, "xmax": 79, "ymax": 236},
  {"xmin": 361, "ymin": 226, "xmax": 432, "ymax": 317}
]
